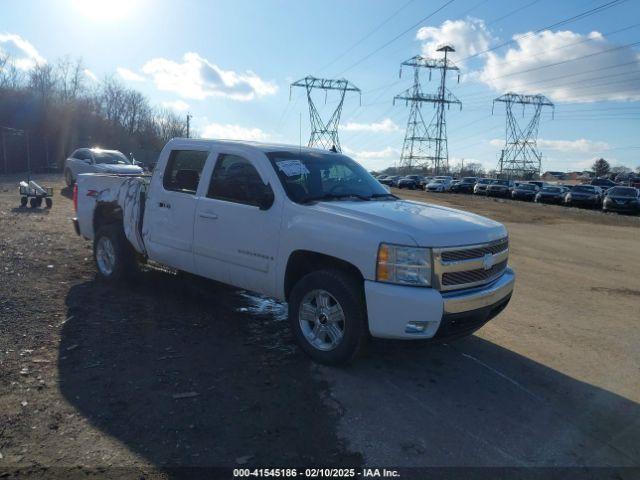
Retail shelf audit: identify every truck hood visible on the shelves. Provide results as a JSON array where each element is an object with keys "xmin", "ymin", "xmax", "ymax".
[
  {"xmin": 93, "ymin": 164, "xmax": 143, "ymax": 174},
  {"xmin": 313, "ymin": 199, "xmax": 507, "ymax": 247}
]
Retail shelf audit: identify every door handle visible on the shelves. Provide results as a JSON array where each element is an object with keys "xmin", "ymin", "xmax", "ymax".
[
  {"xmin": 158, "ymin": 201, "xmax": 171, "ymax": 209},
  {"xmin": 199, "ymin": 212, "xmax": 218, "ymax": 220}
]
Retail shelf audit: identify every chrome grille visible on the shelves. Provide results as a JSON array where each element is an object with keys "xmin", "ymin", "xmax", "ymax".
[
  {"xmin": 433, "ymin": 238, "xmax": 509, "ymax": 291},
  {"xmin": 442, "ymin": 260, "xmax": 508, "ymax": 286},
  {"xmin": 441, "ymin": 238, "xmax": 508, "ymax": 262}
]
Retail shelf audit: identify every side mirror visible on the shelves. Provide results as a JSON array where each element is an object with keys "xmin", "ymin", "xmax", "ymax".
[{"xmin": 257, "ymin": 184, "xmax": 275, "ymax": 211}]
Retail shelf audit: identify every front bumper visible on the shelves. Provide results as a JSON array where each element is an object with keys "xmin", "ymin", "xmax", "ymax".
[
  {"xmin": 568, "ymin": 196, "xmax": 599, "ymax": 206},
  {"xmin": 513, "ymin": 192, "xmax": 535, "ymax": 200},
  {"xmin": 603, "ymin": 200, "xmax": 639, "ymax": 212},
  {"xmin": 365, "ymin": 267, "xmax": 515, "ymax": 339}
]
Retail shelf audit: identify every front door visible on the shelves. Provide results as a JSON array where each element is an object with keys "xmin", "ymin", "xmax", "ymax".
[
  {"xmin": 193, "ymin": 151, "xmax": 282, "ymax": 296},
  {"xmin": 145, "ymin": 148, "xmax": 210, "ymax": 272}
]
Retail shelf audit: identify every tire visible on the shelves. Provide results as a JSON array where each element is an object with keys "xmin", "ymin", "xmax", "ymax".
[
  {"xmin": 35, "ymin": 197, "xmax": 42, "ymax": 207},
  {"xmin": 20, "ymin": 196, "xmax": 27, "ymax": 207},
  {"xmin": 93, "ymin": 224, "xmax": 138, "ymax": 282},
  {"xmin": 45, "ymin": 198, "xmax": 53, "ymax": 208},
  {"xmin": 29, "ymin": 198, "xmax": 38, "ymax": 208},
  {"xmin": 64, "ymin": 169, "xmax": 75, "ymax": 187},
  {"xmin": 288, "ymin": 269, "xmax": 368, "ymax": 366}
]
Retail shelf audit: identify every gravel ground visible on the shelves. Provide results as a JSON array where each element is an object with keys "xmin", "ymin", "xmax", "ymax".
[
  {"xmin": 0, "ymin": 175, "xmax": 638, "ymax": 478},
  {"xmin": 0, "ymin": 174, "xmax": 360, "ymax": 478}
]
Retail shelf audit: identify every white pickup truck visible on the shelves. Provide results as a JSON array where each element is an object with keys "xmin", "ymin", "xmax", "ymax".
[{"xmin": 72, "ymin": 139, "xmax": 515, "ymax": 365}]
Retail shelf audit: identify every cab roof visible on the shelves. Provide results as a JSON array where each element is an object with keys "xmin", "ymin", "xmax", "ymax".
[{"xmin": 167, "ymin": 138, "xmax": 341, "ymax": 156}]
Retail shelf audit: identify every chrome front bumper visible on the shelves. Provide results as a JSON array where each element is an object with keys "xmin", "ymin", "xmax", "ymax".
[{"xmin": 442, "ymin": 267, "xmax": 515, "ymax": 314}]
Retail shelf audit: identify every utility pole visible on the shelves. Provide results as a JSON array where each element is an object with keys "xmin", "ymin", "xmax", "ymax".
[
  {"xmin": 394, "ymin": 45, "xmax": 461, "ymax": 175},
  {"xmin": 492, "ymin": 93, "xmax": 554, "ymax": 179},
  {"xmin": 290, "ymin": 76, "xmax": 361, "ymax": 152},
  {"xmin": 186, "ymin": 113, "xmax": 192, "ymax": 139}
]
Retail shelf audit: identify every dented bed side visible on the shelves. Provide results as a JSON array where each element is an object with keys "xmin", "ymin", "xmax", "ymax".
[{"xmin": 75, "ymin": 174, "xmax": 149, "ymax": 255}]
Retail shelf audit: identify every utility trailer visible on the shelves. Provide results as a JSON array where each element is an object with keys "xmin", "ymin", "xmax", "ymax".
[{"xmin": 19, "ymin": 180, "xmax": 53, "ymax": 208}]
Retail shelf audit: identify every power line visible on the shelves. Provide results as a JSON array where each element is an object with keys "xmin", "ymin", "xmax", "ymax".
[
  {"xmin": 316, "ymin": 0, "xmax": 417, "ymax": 75},
  {"xmin": 336, "ymin": 0, "xmax": 456, "ymax": 76},
  {"xmin": 461, "ymin": 0, "xmax": 628, "ymax": 62}
]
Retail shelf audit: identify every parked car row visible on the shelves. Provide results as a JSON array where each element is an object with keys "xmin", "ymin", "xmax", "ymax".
[{"xmin": 378, "ymin": 174, "xmax": 640, "ymax": 215}]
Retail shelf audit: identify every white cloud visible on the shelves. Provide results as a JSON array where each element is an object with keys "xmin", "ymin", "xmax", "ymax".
[
  {"xmin": 479, "ymin": 30, "xmax": 640, "ymax": 103},
  {"xmin": 342, "ymin": 118, "xmax": 400, "ymax": 133},
  {"xmin": 142, "ymin": 52, "xmax": 277, "ymax": 101},
  {"xmin": 117, "ymin": 67, "xmax": 145, "ymax": 82},
  {"xmin": 0, "ymin": 33, "xmax": 45, "ymax": 70},
  {"xmin": 490, "ymin": 137, "xmax": 609, "ymax": 153},
  {"xmin": 162, "ymin": 100, "xmax": 190, "ymax": 111},
  {"xmin": 343, "ymin": 146, "xmax": 400, "ymax": 170},
  {"xmin": 201, "ymin": 123, "xmax": 270, "ymax": 141},
  {"xmin": 416, "ymin": 18, "xmax": 493, "ymax": 64},
  {"xmin": 84, "ymin": 69, "xmax": 98, "ymax": 82}
]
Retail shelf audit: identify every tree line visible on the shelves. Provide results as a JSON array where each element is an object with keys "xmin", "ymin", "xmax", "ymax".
[{"xmin": 0, "ymin": 55, "xmax": 189, "ymax": 172}]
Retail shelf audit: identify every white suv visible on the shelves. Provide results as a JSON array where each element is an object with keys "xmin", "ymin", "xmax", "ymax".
[{"xmin": 64, "ymin": 148, "xmax": 143, "ymax": 187}]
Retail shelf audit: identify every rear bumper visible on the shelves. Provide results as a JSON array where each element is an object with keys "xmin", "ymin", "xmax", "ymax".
[{"xmin": 365, "ymin": 267, "xmax": 515, "ymax": 339}]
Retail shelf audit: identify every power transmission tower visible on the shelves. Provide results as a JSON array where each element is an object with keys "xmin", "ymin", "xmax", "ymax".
[
  {"xmin": 492, "ymin": 93, "xmax": 554, "ymax": 179},
  {"xmin": 394, "ymin": 45, "xmax": 461, "ymax": 174},
  {"xmin": 290, "ymin": 76, "xmax": 361, "ymax": 152}
]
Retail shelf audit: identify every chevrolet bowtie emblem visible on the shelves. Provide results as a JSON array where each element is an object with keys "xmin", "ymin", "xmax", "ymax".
[{"xmin": 482, "ymin": 253, "xmax": 494, "ymax": 270}]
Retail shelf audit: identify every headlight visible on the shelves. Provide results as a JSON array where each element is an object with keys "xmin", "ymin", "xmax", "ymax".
[{"xmin": 376, "ymin": 243, "xmax": 431, "ymax": 287}]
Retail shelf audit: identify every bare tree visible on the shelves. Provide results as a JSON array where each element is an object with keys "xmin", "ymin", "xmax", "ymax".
[
  {"xmin": 0, "ymin": 54, "xmax": 24, "ymax": 90},
  {"xmin": 56, "ymin": 56, "xmax": 86, "ymax": 101}
]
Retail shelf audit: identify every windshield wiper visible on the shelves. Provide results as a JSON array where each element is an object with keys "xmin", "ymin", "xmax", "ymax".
[
  {"xmin": 299, "ymin": 193, "xmax": 372, "ymax": 203},
  {"xmin": 370, "ymin": 193, "xmax": 398, "ymax": 200}
]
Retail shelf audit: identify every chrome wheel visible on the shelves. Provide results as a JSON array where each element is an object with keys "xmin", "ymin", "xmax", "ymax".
[
  {"xmin": 298, "ymin": 289, "xmax": 345, "ymax": 351},
  {"xmin": 96, "ymin": 236, "xmax": 116, "ymax": 276}
]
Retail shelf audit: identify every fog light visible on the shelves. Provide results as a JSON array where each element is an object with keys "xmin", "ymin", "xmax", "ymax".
[{"xmin": 405, "ymin": 321, "xmax": 428, "ymax": 334}]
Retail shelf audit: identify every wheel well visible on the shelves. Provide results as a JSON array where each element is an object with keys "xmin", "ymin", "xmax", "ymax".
[
  {"xmin": 284, "ymin": 250, "xmax": 364, "ymax": 301},
  {"xmin": 93, "ymin": 202, "xmax": 123, "ymax": 233}
]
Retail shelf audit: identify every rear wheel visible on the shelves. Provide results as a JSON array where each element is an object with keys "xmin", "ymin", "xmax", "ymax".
[
  {"xmin": 45, "ymin": 197, "xmax": 53, "ymax": 208},
  {"xmin": 20, "ymin": 196, "xmax": 27, "ymax": 207},
  {"xmin": 93, "ymin": 224, "xmax": 138, "ymax": 281},
  {"xmin": 29, "ymin": 198, "xmax": 38, "ymax": 208},
  {"xmin": 64, "ymin": 169, "xmax": 75, "ymax": 187},
  {"xmin": 288, "ymin": 269, "xmax": 368, "ymax": 365}
]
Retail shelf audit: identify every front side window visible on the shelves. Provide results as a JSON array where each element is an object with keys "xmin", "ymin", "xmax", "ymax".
[
  {"xmin": 266, "ymin": 151, "xmax": 391, "ymax": 203},
  {"xmin": 163, "ymin": 150, "xmax": 209, "ymax": 194},
  {"xmin": 208, "ymin": 154, "xmax": 268, "ymax": 206}
]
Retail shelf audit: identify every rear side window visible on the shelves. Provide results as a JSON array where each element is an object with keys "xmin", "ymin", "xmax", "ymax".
[
  {"xmin": 73, "ymin": 149, "xmax": 89, "ymax": 160},
  {"xmin": 207, "ymin": 154, "xmax": 267, "ymax": 206},
  {"xmin": 163, "ymin": 150, "xmax": 209, "ymax": 194}
]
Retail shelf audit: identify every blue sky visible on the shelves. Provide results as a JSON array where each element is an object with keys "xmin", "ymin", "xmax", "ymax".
[{"xmin": 1, "ymin": 0, "xmax": 639, "ymax": 172}]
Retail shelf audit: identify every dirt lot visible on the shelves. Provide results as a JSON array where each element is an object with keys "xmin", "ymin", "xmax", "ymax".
[{"xmin": 0, "ymin": 175, "xmax": 639, "ymax": 477}]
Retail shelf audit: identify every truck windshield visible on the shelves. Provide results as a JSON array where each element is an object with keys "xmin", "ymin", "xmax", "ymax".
[
  {"xmin": 93, "ymin": 151, "xmax": 131, "ymax": 165},
  {"xmin": 266, "ymin": 151, "xmax": 393, "ymax": 203}
]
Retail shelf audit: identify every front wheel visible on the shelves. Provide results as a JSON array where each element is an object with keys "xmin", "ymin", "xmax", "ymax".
[{"xmin": 288, "ymin": 269, "xmax": 368, "ymax": 365}]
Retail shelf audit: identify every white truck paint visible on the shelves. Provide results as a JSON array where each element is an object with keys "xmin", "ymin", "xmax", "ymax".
[{"xmin": 73, "ymin": 139, "xmax": 515, "ymax": 364}]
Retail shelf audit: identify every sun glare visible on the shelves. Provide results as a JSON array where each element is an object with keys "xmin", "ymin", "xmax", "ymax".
[{"xmin": 71, "ymin": 0, "xmax": 135, "ymax": 21}]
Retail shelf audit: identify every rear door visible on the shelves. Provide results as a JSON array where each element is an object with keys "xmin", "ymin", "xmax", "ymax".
[
  {"xmin": 193, "ymin": 148, "xmax": 282, "ymax": 296},
  {"xmin": 145, "ymin": 147, "xmax": 211, "ymax": 272}
]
